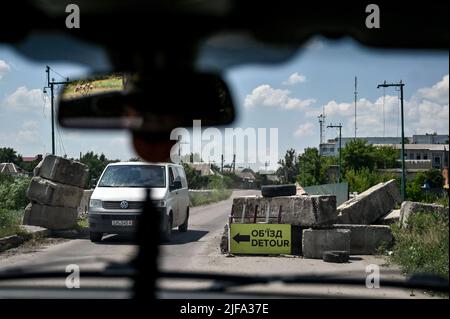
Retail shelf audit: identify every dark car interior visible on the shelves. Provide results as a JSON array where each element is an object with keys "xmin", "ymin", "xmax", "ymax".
[{"xmin": 0, "ymin": 0, "xmax": 448, "ymax": 303}]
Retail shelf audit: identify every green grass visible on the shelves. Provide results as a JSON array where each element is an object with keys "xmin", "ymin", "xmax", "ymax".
[
  {"xmin": 77, "ymin": 216, "xmax": 89, "ymax": 229},
  {"xmin": 189, "ymin": 189, "xmax": 232, "ymax": 207},
  {"xmin": 390, "ymin": 210, "xmax": 449, "ymax": 279},
  {"xmin": 0, "ymin": 209, "xmax": 23, "ymax": 238}
]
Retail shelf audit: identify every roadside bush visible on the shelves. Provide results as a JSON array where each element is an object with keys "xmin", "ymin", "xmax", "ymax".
[
  {"xmin": 182, "ymin": 163, "xmax": 209, "ymax": 189},
  {"xmin": 344, "ymin": 168, "xmax": 396, "ymax": 193},
  {"xmin": 0, "ymin": 176, "xmax": 31, "ymax": 210},
  {"xmin": 406, "ymin": 169, "xmax": 446, "ymax": 202},
  {"xmin": 0, "ymin": 208, "xmax": 22, "ymax": 238},
  {"xmin": 390, "ymin": 211, "xmax": 449, "ymax": 278},
  {"xmin": 189, "ymin": 189, "xmax": 232, "ymax": 207}
]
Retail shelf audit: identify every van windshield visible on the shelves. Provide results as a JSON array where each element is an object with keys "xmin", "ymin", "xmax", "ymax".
[{"xmin": 98, "ymin": 165, "xmax": 166, "ymax": 188}]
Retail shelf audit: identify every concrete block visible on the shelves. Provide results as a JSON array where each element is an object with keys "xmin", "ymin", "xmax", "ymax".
[
  {"xmin": 220, "ymin": 224, "xmax": 229, "ymax": 254},
  {"xmin": 336, "ymin": 180, "xmax": 401, "ymax": 225},
  {"xmin": 19, "ymin": 225, "xmax": 51, "ymax": 239},
  {"xmin": 232, "ymin": 194, "xmax": 337, "ymax": 227},
  {"xmin": 378, "ymin": 209, "xmax": 401, "ymax": 225},
  {"xmin": 34, "ymin": 155, "xmax": 88, "ymax": 188},
  {"xmin": 27, "ymin": 177, "xmax": 84, "ymax": 208},
  {"xmin": 302, "ymin": 229, "xmax": 350, "ymax": 259},
  {"xmin": 332, "ymin": 224, "xmax": 393, "ymax": 254},
  {"xmin": 0, "ymin": 235, "xmax": 24, "ymax": 252},
  {"xmin": 23, "ymin": 203, "xmax": 78, "ymax": 230},
  {"xmin": 400, "ymin": 201, "xmax": 448, "ymax": 228},
  {"xmin": 77, "ymin": 190, "xmax": 93, "ymax": 216}
]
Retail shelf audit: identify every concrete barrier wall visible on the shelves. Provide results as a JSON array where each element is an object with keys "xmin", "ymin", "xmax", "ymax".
[
  {"xmin": 332, "ymin": 224, "xmax": 393, "ymax": 254},
  {"xmin": 336, "ymin": 179, "xmax": 401, "ymax": 225},
  {"xmin": 24, "ymin": 155, "xmax": 89, "ymax": 230},
  {"xmin": 232, "ymin": 195, "xmax": 337, "ymax": 227},
  {"xmin": 77, "ymin": 190, "xmax": 94, "ymax": 216}
]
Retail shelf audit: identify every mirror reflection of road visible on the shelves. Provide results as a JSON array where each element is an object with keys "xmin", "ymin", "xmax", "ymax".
[{"xmin": 0, "ymin": 190, "xmax": 439, "ymax": 298}]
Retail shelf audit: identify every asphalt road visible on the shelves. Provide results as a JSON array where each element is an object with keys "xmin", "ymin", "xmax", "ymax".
[{"xmin": 0, "ymin": 190, "xmax": 440, "ymax": 298}]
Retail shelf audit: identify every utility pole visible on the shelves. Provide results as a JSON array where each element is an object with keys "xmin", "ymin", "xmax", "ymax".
[
  {"xmin": 43, "ymin": 66, "xmax": 69, "ymax": 156},
  {"xmin": 221, "ymin": 154, "xmax": 224, "ymax": 173},
  {"xmin": 354, "ymin": 76, "xmax": 358, "ymax": 139},
  {"xmin": 378, "ymin": 80, "xmax": 406, "ymax": 201},
  {"xmin": 327, "ymin": 123, "xmax": 342, "ymax": 183},
  {"xmin": 232, "ymin": 154, "xmax": 236, "ymax": 174},
  {"xmin": 318, "ymin": 113, "xmax": 326, "ymax": 155}
]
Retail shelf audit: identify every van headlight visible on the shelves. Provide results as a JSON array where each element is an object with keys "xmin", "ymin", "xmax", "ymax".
[
  {"xmin": 152, "ymin": 200, "xmax": 166, "ymax": 207},
  {"xmin": 89, "ymin": 199, "xmax": 102, "ymax": 208}
]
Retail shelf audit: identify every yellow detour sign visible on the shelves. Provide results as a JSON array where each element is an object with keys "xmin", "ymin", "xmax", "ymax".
[{"xmin": 229, "ymin": 223, "xmax": 292, "ymax": 255}]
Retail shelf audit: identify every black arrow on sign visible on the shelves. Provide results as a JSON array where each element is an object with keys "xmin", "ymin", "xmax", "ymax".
[{"xmin": 233, "ymin": 233, "xmax": 250, "ymax": 244}]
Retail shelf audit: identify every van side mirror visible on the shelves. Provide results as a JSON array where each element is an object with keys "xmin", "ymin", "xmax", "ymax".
[{"xmin": 170, "ymin": 180, "xmax": 182, "ymax": 190}]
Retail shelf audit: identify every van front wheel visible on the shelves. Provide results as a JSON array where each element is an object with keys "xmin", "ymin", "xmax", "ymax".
[
  {"xmin": 161, "ymin": 214, "xmax": 173, "ymax": 242},
  {"xmin": 178, "ymin": 208, "xmax": 189, "ymax": 232},
  {"xmin": 90, "ymin": 232, "xmax": 103, "ymax": 242}
]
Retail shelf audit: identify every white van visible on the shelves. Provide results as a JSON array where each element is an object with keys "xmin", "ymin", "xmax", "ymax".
[{"xmin": 88, "ymin": 162, "xmax": 189, "ymax": 243}]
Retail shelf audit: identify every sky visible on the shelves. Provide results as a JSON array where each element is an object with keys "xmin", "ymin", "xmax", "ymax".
[{"xmin": 0, "ymin": 36, "xmax": 448, "ymax": 170}]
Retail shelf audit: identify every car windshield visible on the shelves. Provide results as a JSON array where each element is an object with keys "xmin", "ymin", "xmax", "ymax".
[
  {"xmin": 98, "ymin": 165, "xmax": 166, "ymax": 188},
  {"xmin": 0, "ymin": 9, "xmax": 448, "ymax": 301}
]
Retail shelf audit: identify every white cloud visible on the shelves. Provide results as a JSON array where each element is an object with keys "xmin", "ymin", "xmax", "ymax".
[
  {"xmin": 22, "ymin": 120, "xmax": 38, "ymax": 130},
  {"xmin": 0, "ymin": 129, "xmax": 40, "ymax": 147},
  {"xmin": 283, "ymin": 72, "xmax": 306, "ymax": 85},
  {"xmin": 244, "ymin": 84, "xmax": 316, "ymax": 110},
  {"xmin": 2, "ymin": 86, "xmax": 45, "ymax": 112},
  {"xmin": 294, "ymin": 122, "xmax": 315, "ymax": 137},
  {"xmin": 0, "ymin": 60, "xmax": 10, "ymax": 79},
  {"xmin": 415, "ymin": 74, "xmax": 449, "ymax": 105},
  {"xmin": 320, "ymin": 75, "xmax": 449, "ymax": 137}
]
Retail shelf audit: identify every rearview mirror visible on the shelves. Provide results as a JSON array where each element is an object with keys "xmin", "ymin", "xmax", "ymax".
[{"xmin": 57, "ymin": 72, "xmax": 235, "ymax": 133}]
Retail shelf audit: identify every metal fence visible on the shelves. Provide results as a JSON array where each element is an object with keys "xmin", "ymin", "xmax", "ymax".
[{"xmin": 303, "ymin": 182, "xmax": 349, "ymax": 206}]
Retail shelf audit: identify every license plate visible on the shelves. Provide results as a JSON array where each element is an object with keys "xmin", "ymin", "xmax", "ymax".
[{"xmin": 112, "ymin": 220, "xmax": 133, "ymax": 226}]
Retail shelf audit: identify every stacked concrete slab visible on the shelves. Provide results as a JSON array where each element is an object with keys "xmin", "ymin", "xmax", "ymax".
[
  {"xmin": 223, "ymin": 180, "xmax": 404, "ymax": 258},
  {"xmin": 332, "ymin": 224, "xmax": 393, "ymax": 254},
  {"xmin": 335, "ymin": 179, "xmax": 401, "ymax": 225},
  {"xmin": 302, "ymin": 229, "xmax": 350, "ymax": 259},
  {"xmin": 231, "ymin": 194, "xmax": 337, "ymax": 227},
  {"xmin": 23, "ymin": 155, "xmax": 88, "ymax": 230},
  {"xmin": 399, "ymin": 201, "xmax": 448, "ymax": 228}
]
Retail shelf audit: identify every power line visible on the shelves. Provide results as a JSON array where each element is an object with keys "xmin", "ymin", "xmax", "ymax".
[
  {"xmin": 48, "ymin": 66, "xmax": 68, "ymax": 81},
  {"xmin": 56, "ymin": 125, "xmax": 67, "ymax": 157},
  {"xmin": 43, "ymin": 65, "xmax": 70, "ymax": 155}
]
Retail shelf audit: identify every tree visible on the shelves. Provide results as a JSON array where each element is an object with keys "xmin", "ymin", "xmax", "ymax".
[
  {"xmin": 19, "ymin": 159, "xmax": 41, "ymax": 172},
  {"xmin": 276, "ymin": 149, "xmax": 299, "ymax": 184},
  {"xmin": 181, "ymin": 163, "xmax": 209, "ymax": 189},
  {"xmin": 341, "ymin": 139, "xmax": 377, "ymax": 171},
  {"xmin": 297, "ymin": 147, "xmax": 330, "ymax": 186},
  {"xmin": 345, "ymin": 168, "xmax": 397, "ymax": 193},
  {"xmin": 374, "ymin": 145, "xmax": 400, "ymax": 169},
  {"xmin": 406, "ymin": 169, "xmax": 444, "ymax": 202},
  {"xmin": 80, "ymin": 152, "xmax": 119, "ymax": 188},
  {"xmin": 0, "ymin": 148, "xmax": 22, "ymax": 165}
]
